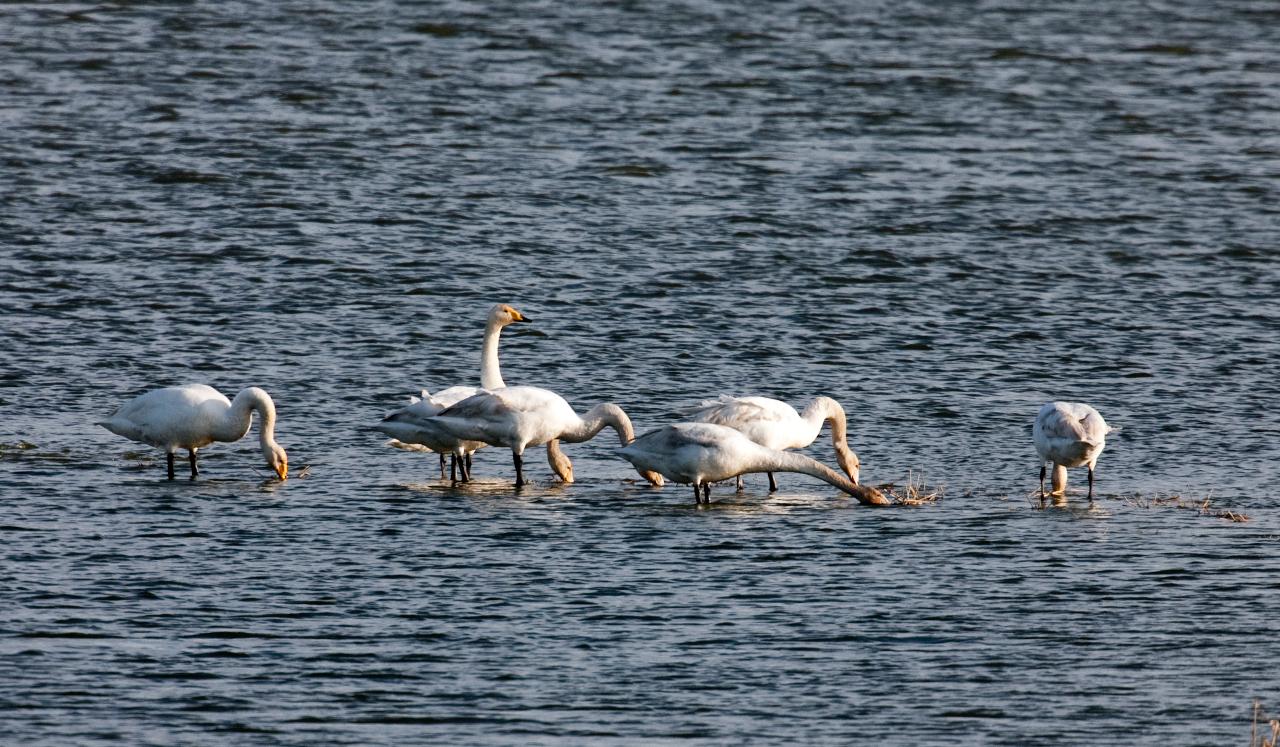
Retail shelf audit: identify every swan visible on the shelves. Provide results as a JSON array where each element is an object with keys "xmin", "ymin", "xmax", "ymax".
[
  {"xmin": 617, "ymin": 422, "xmax": 888, "ymax": 505},
  {"xmin": 1033, "ymin": 401, "xmax": 1113, "ymax": 500},
  {"xmin": 98, "ymin": 384, "xmax": 288, "ymax": 480},
  {"xmin": 381, "ymin": 303, "xmax": 530, "ymax": 480},
  {"xmin": 424, "ymin": 385, "xmax": 665, "ymax": 488},
  {"xmin": 689, "ymin": 395, "xmax": 861, "ymax": 491},
  {"xmin": 376, "ymin": 392, "xmax": 490, "ymax": 481}
]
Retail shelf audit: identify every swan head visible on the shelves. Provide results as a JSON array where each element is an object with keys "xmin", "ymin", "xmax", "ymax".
[
  {"xmin": 490, "ymin": 303, "xmax": 531, "ymax": 327},
  {"xmin": 861, "ymin": 484, "xmax": 891, "ymax": 506},
  {"xmin": 835, "ymin": 443, "xmax": 860, "ymax": 485},
  {"xmin": 266, "ymin": 443, "xmax": 288, "ymax": 480},
  {"xmin": 641, "ymin": 469, "xmax": 664, "ymax": 487},
  {"xmin": 547, "ymin": 440, "xmax": 574, "ymax": 483}
]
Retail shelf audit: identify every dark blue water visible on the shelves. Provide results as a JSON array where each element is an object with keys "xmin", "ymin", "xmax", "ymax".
[{"xmin": 3, "ymin": 1, "xmax": 1279, "ymax": 743}]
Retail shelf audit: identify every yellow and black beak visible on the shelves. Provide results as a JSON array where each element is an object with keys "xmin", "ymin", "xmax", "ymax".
[
  {"xmin": 275, "ymin": 462, "xmax": 288, "ymax": 480},
  {"xmin": 514, "ymin": 311, "xmax": 532, "ymax": 323}
]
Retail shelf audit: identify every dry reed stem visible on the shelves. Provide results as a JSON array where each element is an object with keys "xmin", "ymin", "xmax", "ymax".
[
  {"xmin": 1122, "ymin": 493, "xmax": 1250, "ymax": 523},
  {"xmin": 1024, "ymin": 489, "xmax": 1251, "ymax": 522},
  {"xmin": 876, "ymin": 470, "xmax": 944, "ymax": 506},
  {"xmin": 1251, "ymin": 700, "xmax": 1279, "ymax": 747}
]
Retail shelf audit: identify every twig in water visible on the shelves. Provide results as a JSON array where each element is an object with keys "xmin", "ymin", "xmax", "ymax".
[
  {"xmin": 876, "ymin": 470, "xmax": 944, "ymax": 506},
  {"xmin": 1251, "ymin": 700, "xmax": 1279, "ymax": 747}
]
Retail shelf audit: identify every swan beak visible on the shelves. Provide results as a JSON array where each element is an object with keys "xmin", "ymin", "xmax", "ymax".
[
  {"xmin": 514, "ymin": 312, "xmax": 531, "ymax": 323},
  {"xmin": 642, "ymin": 470, "xmax": 664, "ymax": 487},
  {"xmin": 276, "ymin": 462, "xmax": 288, "ymax": 480}
]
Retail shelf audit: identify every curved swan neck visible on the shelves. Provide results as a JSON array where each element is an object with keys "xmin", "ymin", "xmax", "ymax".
[
  {"xmin": 229, "ymin": 387, "xmax": 279, "ymax": 451},
  {"xmin": 802, "ymin": 396, "xmax": 847, "ymax": 447},
  {"xmin": 479, "ymin": 314, "xmax": 508, "ymax": 390},
  {"xmin": 561, "ymin": 403, "xmax": 634, "ymax": 446},
  {"xmin": 765, "ymin": 450, "xmax": 886, "ymax": 506}
]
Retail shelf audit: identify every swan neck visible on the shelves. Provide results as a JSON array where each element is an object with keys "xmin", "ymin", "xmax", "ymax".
[
  {"xmin": 546, "ymin": 439, "xmax": 573, "ymax": 483},
  {"xmin": 803, "ymin": 396, "xmax": 846, "ymax": 446},
  {"xmin": 230, "ymin": 387, "xmax": 278, "ymax": 452},
  {"xmin": 1051, "ymin": 464, "xmax": 1069, "ymax": 494},
  {"xmin": 767, "ymin": 450, "xmax": 882, "ymax": 505},
  {"xmin": 479, "ymin": 317, "xmax": 506, "ymax": 390},
  {"xmin": 561, "ymin": 403, "xmax": 633, "ymax": 446}
]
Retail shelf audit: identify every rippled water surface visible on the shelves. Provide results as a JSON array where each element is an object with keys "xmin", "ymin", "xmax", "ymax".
[{"xmin": 3, "ymin": 1, "xmax": 1279, "ymax": 744}]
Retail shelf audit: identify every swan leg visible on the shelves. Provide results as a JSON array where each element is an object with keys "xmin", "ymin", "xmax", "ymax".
[
  {"xmin": 166, "ymin": 451, "xmax": 175, "ymax": 480},
  {"xmin": 439, "ymin": 452, "xmax": 447, "ymax": 479},
  {"xmin": 1039, "ymin": 464, "xmax": 1046, "ymax": 500},
  {"xmin": 459, "ymin": 454, "xmax": 471, "ymax": 483},
  {"xmin": 188, "ymin": 449, "xmax": 198, "ymax": 478},
  {"xmin": 1088, "ymin": 465, "xmax": 1095, "ymax": 501},
  {"xmin": 702, "ymin": 482, "xmax": 711, "ymax": 503},
  {"xmin": 692, "ymin": 483, "xmax": 701, "ymax": 503},
  {"xmin": 449, "ymin": 454, "xmax": 457, "ymax": 482},
  {"xmin": 735, "ymin": 476, "xmax": 743, "ymax": 491},
  {"xmin": 513, "ymin": 452, "xmax": 524, "ymax": 488},
  {"xmin": 767, "ymin": 472, "xmax": 778, "ymax": 492},
  {"xmin": 466, "ymin": 453, "xmax": 473, "ymax": 474}
]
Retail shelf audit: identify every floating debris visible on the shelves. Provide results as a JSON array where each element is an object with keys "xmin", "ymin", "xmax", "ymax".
[
  {"xmin": 876, "ymin": 471, "xmax": 943, "ymax": 506},
  {"xmin": 1252, "ymin": 700, "xmax": 1279, "ymax": 747},
  {"xmin": 1122, "ymin": 493, "xmax": 1250, "ymax": 523},
  {"xmin": 0, "ymin": 441, "xmax": 73, "ymax": 462}
]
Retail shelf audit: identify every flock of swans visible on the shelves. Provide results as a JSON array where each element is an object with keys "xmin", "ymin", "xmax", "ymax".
[{"xmin": 97, "ymin": 304, "xmax": 1114, "ymax": 505}]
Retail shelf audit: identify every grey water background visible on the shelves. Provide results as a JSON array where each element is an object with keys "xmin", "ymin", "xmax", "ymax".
[{"xmin": 2, "ymin": 0, "xmax": 1279, "ymax": 743}]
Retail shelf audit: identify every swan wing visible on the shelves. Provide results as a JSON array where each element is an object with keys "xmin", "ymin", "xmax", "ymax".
[
  {"xmin": 429, "ymin": 385, "xmax": 481, "ymax": 408},
  {"xmin": 1034, "ymin": 401, "xmax": 1109, "ymax": 465},
  {"xmin": 99, "ymin": 384, "xmax": 230, "ymax": 449},
  {"xmin": 382, "ymin": 398, "xmax": 446, "ymax": 422},
  {"xmin": 690, "ymin": 395, "xmax": 793, "ymax": 425},
  {"xmin": 437, "ymin": 391, "xmax": 513, "ymax": 421}
]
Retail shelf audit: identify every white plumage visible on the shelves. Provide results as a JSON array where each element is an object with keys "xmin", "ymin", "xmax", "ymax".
[
  {"xmin": 424, "ymin": 385, "xmax": 665, "ymax": 488},
  {"xmin": 1033, "ymin": 401, "xmax": 1113, "ymax": 500},
  {"xmin": 689, "ymin": 394, "xmax": 861, "ymax": 490},
  {"xmin": 98, "ymin": 384, "xmax": 288, "ymax": 480},
  {"xmin": 617, "ymin": 422, "xmax": 888, "ymax": 505},
  {"xmin": 379, "ymin": 303, "xmax": 529, "ymax": 480}
]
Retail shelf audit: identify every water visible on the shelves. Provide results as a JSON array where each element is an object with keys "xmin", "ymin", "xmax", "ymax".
[{"xmin": 2, "ymin": 1, "xmax": 1279, "ymax": 743}]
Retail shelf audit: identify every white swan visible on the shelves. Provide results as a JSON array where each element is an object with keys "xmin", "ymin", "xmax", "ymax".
[
  {"xmin": 617, "ymin": 422, "xmax": 888, "ymax": 505},
  {"xmin": 380, "ymin": 303, "xmax": 529, "ymax": 480},
  {"xmin": 423, "ymin": 385, "xmax": 665, "ymax": 488},
  {"xmin": 689, "ymin": 395, "xmax": 861, "ymax": 491},
  {"xmin": 1033, "ymin": 401, "xmax": 1113, "ymax": 500},
  {"xmin": 98, "ymin": 384, "xmax": 288, "ymax": 480}
]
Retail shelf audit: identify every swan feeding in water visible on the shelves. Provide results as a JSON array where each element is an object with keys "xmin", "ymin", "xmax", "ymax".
[
  {"xmin": 1033, "ymin": 401, "xmax": 1113, "ymax": 500},
  {"xmin": 423, "ymin": 385, "xmax": 665, "ymax": 488},
  {"xmin": 617, "ymin": 422, "xmax": 888, "ymax": 505},
  {"xmin": 98, "ymin": 384, "xmax": 288, "ymax": 480},
  {"xmin": 689, "ymin": 395, "xmax": 861, "ymax": 491}
]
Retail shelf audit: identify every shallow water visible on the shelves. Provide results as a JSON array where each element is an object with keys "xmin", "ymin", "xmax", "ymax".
[{"xmin": 2, "ymin": 1, "xmax": 1279, "ymax": 744}]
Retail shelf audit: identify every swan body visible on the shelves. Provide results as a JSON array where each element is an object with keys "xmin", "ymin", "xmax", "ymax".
[
  {"xmin": 1033, "ymin": 401, "xmax": 1113, "ymax": 499},
  {"xmin": 689, "ymin": 395, "xmax": 861, "ymax": 489},
  {"xmin": 426, "ymin": 385, "xmax": 665, "ymax": 487},
  {"xmin": 383, "ymin": 303, "xmax": 529, "ymax": 479},
  {"xmin": 375, "ymin": 393, "xmax": 488, "ymax": 467},
  {"xmin": 98, "ymin": 384, "xmax": 288, "ymax": 480},
  {"xmin": 617, "ymin": 422, "xmax": 888, "ymax": 505}
]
